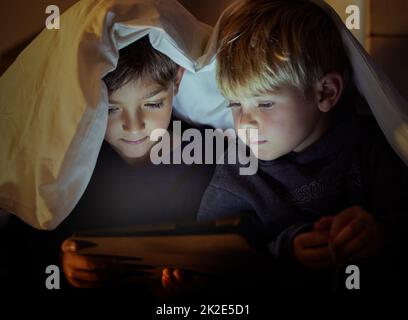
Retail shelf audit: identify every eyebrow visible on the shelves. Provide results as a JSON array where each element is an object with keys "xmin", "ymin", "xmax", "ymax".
[
  {"xmin": 252, "ymin": 92, "xmax": 278, "ymax": 98},
  {"xmin": 109, "ymin": 86, "xmax": 168, "ymax": 104},
  {"xmin": 143, "ymin": 86, "xmax": 168, "ymax": 99}
]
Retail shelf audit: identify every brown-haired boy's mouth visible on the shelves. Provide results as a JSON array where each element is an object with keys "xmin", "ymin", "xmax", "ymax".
[{"xmin": 120, "ymin": 136, "xmax": 148, "ymax": 145}]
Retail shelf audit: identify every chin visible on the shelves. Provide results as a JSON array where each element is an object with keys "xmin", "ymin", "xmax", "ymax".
[
  {"xmin": 246, "ymin": 140, "xmax": 278, "ymax": 161},
  {"xmin": 126, "ymin": 152, "xmax": 149, "ymax": 159},
  {"xmin": 257, "ymin": 154, "xmax": 279, "ymax": 161},
  {"xmin": 121, "ymin": 148, "xmax": 150, "ymax": 159},
  {"xmin": 256, "ymin": 149, "xmax": 287, "ymax": 161}
]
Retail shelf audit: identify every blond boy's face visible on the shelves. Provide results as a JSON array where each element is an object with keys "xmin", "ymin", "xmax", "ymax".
[
  {"xmin": 105, "ymin": 79, "xmax": 174, "ymax": 161},
  {"xmin": 229, "ymin": 85, "xmax": 329, "ymax": 161}
]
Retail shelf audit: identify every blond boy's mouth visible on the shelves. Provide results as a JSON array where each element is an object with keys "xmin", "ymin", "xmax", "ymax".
[{"xmin": 249, "ymin": 140, "xmax": 267, "ymax": 145}]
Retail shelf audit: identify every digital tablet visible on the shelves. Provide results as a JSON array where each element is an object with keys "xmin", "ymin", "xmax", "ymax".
[{"xmin": 69, "ymin": 216, "xmax": 273, "ymax": 282}]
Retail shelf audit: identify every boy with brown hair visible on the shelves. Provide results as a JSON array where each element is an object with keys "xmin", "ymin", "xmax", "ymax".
[{"xmin": 3, "ymin": 36, "xmax": 215, "ymax": 289}]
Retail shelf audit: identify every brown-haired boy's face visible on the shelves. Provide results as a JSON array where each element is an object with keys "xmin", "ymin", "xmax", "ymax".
[{"xmin": 104, "ymin": 78, "xmax": 175, "ymax": 162}]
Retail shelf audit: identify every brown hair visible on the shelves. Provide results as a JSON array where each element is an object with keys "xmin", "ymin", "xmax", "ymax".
[
  {"xmin": 103, "ymin": 36, "xmax": 179, "ymax": 91},
  {"xmin": 216, "ymin": 0, "xmax": 351, "ymax": 99}
]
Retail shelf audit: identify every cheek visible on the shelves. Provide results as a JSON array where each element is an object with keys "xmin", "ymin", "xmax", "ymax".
[
  {"xmin": 275, "ymin": 106, "xmax": 319, "ymax": 148},
  {"xmin": 145, "ymin": 105, "xmax": 172, "ymax": 131},
  {"xmin": 256, "ymin": 112, "xmax": 278, "ymax": 137},
  {"xmin": 276, "ymin": 101, "xmax": 315, "ymax": 130},
  {"xmin": 105, "ymin": 118, "xmax": 120, "ymax": 142},
  {"xmin": 291, "ymin": 102, "xmax": 320, "ymax": 133},
  {"xmin": 231, "ymin": 110, "xmax": 242, "ymax": 129}
]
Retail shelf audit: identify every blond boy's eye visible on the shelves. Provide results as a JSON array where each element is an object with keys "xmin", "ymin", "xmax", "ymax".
[
  {"xmin": 228, "ymin": 102, "xmax": 241, "ymax": 108},
  {"xmin": 258, "ymin": 102, "xmax": 274, "ymax": 108},
  {"xmin": 144, "ymin": 103, "xmax": 163, "ymax": 109}
]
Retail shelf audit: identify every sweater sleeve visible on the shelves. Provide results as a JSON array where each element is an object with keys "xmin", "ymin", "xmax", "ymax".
[
  {"xmin": 267, "ymin": 223, "xmax": 313, "ymax": 260},
  {"xmin": 198, "ymin": 163, "xmax": 313, "ymax": 261}
]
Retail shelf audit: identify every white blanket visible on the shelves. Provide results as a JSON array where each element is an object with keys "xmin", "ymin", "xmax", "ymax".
[
  {"xmin": 0, "ymin": 0, "xmax": 232, "ymax": 230},
  {"xmin": 0, "ymin": 0, "xmax": 407, "ymax": 230}
]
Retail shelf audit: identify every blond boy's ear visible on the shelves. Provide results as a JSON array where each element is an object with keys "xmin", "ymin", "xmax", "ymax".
[
  {"xmin": 316, "ymin": 72, "xmax": 343, "ymax": 113},
  {"xmin": 173, "ymin": 67, "xmax": 185, "ymax": 96}
]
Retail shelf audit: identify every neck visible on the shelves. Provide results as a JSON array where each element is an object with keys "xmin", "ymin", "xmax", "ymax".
[
  {"xmin": 293, "ymin": 113, "xmax": 331, "ymax": 153},
  {"xmin": 121, "ymin": 151, "xmax": 151, "ymax": 166}
]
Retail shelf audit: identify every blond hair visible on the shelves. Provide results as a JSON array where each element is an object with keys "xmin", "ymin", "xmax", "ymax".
[{"xmin": 217, "ymin": 0, "xmax": 350, "ymax": 99}]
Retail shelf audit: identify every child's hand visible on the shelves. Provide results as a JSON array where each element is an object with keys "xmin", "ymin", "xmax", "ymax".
[
  {"xmin": 293, "ymin": 228, "xmax": 335, "ymax": 269},
  {"xmin": 161, "ymin": 267, "xmax": 208, "ymax": 296},
  {"xmin": 61, "ymin": 239, "xmax": 116, "ymax": 288},
  {"xmin": 329, "ymin": 206, "xmax": 386, "ymax": 261}
]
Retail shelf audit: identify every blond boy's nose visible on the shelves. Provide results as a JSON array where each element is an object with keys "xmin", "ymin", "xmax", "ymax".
[{"xmin": 240, "ymin": 110, "xmax": 259, "ymax": 129}]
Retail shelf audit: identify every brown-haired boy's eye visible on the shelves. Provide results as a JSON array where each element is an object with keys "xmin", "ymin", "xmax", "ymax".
[{"xmin": 144, "ymin": 103, "xmax": 163, "ymax": 109}]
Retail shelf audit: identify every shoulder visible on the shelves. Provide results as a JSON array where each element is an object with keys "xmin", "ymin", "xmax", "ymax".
[
  {"xmin": 94, "ymin": 141, "xmax": 125, "ymax": 168},
  {"xmin": 209, "ymin": 160, "xmax": 246, "ymax": 190},
  {"xmin": 206, "ymin": 155, "xmax": 264, "ymax": 205},
  {"xmin": 198, "ymin": 162, "xmax": 255, "ymax": 222}
]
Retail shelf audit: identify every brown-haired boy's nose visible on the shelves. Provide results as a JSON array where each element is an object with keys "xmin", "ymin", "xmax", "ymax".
[{"xmin": 122, "ymin": 110, "xmax": 145, "ymax": 133}]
